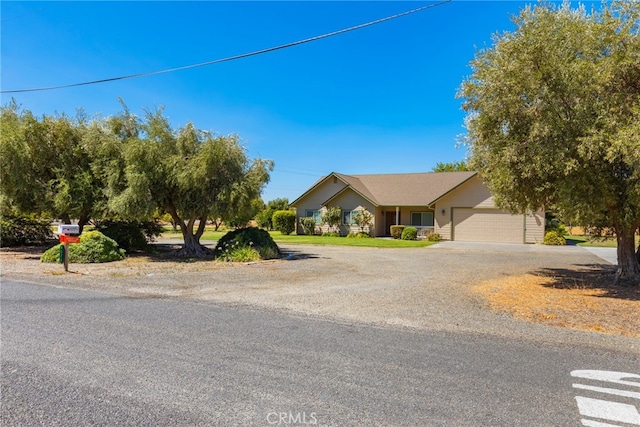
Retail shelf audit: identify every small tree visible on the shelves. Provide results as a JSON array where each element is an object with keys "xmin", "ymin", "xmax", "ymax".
[
  {"xmin": 272, "ymin": 210, "xmax": 296, "ymax": 235},
  {"xmin": 299, "ymin": 217, "xmax": 316, "ymax": 235},
  {"xmin": 352, "ymin": 208, "xmax": 374, "ymax": 234},
  {"xmin": 256, "ymin": 198, "xmax": 289, "ymax": 230},
  {"xmin": 321, "ymin": 207, "xmax": 342, "ymax": 234}
]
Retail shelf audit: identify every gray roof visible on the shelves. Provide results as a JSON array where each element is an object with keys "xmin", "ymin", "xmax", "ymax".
[{"xmin": 292, "ymin": 171, "xmax": 477, "ymax": 207}]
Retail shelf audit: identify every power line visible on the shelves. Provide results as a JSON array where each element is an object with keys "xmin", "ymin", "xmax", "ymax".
[{"xmin": 2, "ymin": 1, "xmax": 451, "ymax": 94}]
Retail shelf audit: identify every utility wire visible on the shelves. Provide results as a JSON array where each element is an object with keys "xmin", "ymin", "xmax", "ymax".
[{"xmin": 2, "ymin": 1, "xmax": 451, "ymax": 94}]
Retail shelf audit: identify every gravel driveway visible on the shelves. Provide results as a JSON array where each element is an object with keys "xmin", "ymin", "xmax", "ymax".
[{"xmin": 3, "ymin": 242, "xmax": 634, "ymax": 352}]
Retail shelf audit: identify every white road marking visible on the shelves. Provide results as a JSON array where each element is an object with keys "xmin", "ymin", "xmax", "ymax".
[
  {"xmin": 573, "ymin": 383, "xmax": 640, "ymax": 400},
  {"xmin": 575, "ymin": 397, "xmax": 640, "ymax": 425},
  {"xmin": 581, "ymin": 420, "xmax": 629, "ymax": 427},
  {"xmin": 571, "ymin": 370, "xmax": 640, "ymax": 388},
  {"xmin": 572, "ymin": 370, "xmax": 640, "ymax": 426}
]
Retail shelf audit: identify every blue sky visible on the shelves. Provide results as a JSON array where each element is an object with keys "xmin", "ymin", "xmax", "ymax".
[{"xmin": 3, "ymin": 1, "xmax": 554, "ymax": 202}]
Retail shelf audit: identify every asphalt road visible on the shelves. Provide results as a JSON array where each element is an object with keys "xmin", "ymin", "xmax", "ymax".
[{"xmin": 2, "ymin": 279, "xmax": 639, "ymax": 426}]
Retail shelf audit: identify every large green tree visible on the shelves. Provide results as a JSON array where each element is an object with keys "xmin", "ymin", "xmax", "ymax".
[
  {"xmin": 458, "ymin": 1, "xmax": 640, "ymax": 285},
  {"xmin": 0, "ymin": 102, "xmax": 101, "ymax": 231},
  {"xmin": 86, "ymin": 105, "xmax": 272, "ymax": 257}
]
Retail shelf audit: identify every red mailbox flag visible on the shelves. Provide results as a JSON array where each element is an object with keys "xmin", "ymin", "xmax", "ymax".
[{"xmin": 60, "ymin": 235, "xmax": 81, "ymax": 244}]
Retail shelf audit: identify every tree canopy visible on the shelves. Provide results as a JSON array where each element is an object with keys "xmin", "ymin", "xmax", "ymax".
[
  {"xmin": 1, "ymin": 101, "xmax": 272, "ymax": 257},
  {"xmin": 0, "ymin": 102, "xmax": 100, "ymax": 231},
  {"xmin": 458, "ymin": 1, "xmax": 640, "ymax": 285},
  {"xmin": 86, "ymin": 105, "xmax": 272, "ymax": 257},
  {"xmin": 431, "ymin": 160, "xmax": 470, "ymax": 172}
]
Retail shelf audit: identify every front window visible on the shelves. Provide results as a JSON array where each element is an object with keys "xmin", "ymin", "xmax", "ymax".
[
  {"xmin": 411, "ymin": 211, "xmax": 434, "ymax": 227},
  {"xmin": 305, "ymin": 210, "xmax": 322, "ymax": 224},
  {"xmin": 342, "ymin": 210, "xmax": 355, "ymax": 225}
]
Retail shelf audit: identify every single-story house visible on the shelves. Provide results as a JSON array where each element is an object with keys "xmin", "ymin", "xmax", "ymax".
[{"xmin": 289, "ymin": 171, "xmax": 545, "ymax": 243}]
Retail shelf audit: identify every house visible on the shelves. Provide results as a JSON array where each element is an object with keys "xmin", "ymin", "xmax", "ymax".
[{"xmin": 289, "ymin": 171, "xmax": 545, "ymax": 243}]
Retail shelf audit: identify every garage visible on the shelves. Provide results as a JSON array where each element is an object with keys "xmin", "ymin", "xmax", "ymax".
[{"xmin": 452, "ymin": 208, "xmax": 525, "ymax": 243}]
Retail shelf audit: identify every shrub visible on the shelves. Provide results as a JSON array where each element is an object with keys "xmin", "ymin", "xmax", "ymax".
[
  {"xmin": 321, "ymin": 207, "xmax": 342, "ymax": 233},
  {"xmin": 217, "ymin": 246, "xmax": 261, "ymax": 262},
  {"xmin": 300, "ymin": 217, "xmax": 316, "ymax": 235},
  {"xmin": 41, "ymin": 231, "xmax": 126, "ymax": 263},
  {"xmin": 272, "ymin": 210, "xmax": 296, "ymax": 235},
  {"xmin": 401, "ymin": 227, "xmax": 418, "ymax": 240},
  {"xmin": 214, "ymin": 227, "xmax": 281, "ymax": 261},
  {"xmin": 390, "ymin": 225, "xmax": 405, "ymax": 239},
  {"xmin": 352, "ymin": 209, "xmax": 374, "ymax": 233},
  {"xmin": 0, "ymin": 215, "xmax": 53, "ymax": 247},
  {"xmin": 543, "ymin": 230, "xmax": 566, "ymax": 246},
  {"xmin": 93, "ymin": 219, "xmax": 162, "ymax": 251},
  {"xmin": 426, "ymin": 232, "xmax": 442, "ymax": 242},
  {"xmin": 346, "ymin": 232, "xmax": 372, "ymax": 238}
]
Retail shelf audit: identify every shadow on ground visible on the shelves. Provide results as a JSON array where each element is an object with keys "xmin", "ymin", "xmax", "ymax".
[{"xmin": 533, "ymin": 263, "xmax": 640, "ymax": 301}]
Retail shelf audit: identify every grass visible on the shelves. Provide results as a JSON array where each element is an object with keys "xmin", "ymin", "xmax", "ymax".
[
  {"xmin": 565, "ymin": 234, "xmax": 640, "ymax": 248},
  {"xmin": 160, "ymin": 226, "xmax": 435, "ymax": 248}
]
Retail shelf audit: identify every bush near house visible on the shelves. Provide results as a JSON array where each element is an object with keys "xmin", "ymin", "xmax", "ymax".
[
  {"xmin": 401, "ymin": 227, "xmax": 418, "ymax": 241},
  {"xmin": 0, "ymin": 215, "xmax": 53, "ymax": 247},
  {"xmin": 272, "ymin": 210, "xmax": 296, "ymax": 235},
  {"xmin": 543, "ymin": 230, "xmax": 567, "ymax": 246},
  {"xmin": 390, "ymin": 225, "xmax": 405, "ymax": 239},
  {"xmin": 426, "ymin": 232, "xmax": 442, "ymax": 242},
  {"xmin": 299, "ymin": 217, "xmax": 316, "ymax": 235},
  {"xmin": 41, "ymin": 231, "xmax": 126, "ymax": 263},
  {"xmin": 214, "ymin": 227, "xmax": 281, "ymax": 261}
]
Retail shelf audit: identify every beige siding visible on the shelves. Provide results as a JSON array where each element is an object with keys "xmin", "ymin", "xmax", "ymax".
[
  {"xmin": 434, "ymin": 176, "xmax": 545, "ymax": 243},
  {"xmin": 435, "ymin": 176, "xmax": 494, "ymax": 240},
  {"xmin": 525, "ymin": 210, "xmax": 545, "ymax": 243},
  {"xmin": 452, "ymin": 208, "xmax": 525, "ymax": 243},
  {"xmin": 291, "ymin": 178, "xmax": 347, "ymax": 234}
]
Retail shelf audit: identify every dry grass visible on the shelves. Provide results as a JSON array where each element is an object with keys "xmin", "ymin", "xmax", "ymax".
[{"xmin": 473, "ymin": 268, "xmax": 640, "ymax": 338}]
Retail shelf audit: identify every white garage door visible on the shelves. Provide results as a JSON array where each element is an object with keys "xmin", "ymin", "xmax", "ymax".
[{"xmin": 452, "ymin": 208, "xmax": 524, "ymax": 243}]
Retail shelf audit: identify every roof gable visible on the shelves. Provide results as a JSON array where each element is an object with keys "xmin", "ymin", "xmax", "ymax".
[{"xmin": 291, "ymin": 171, "xmax": 478, "ymax": 208}]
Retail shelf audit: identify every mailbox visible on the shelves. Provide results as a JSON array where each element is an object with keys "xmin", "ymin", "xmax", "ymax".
[{"xmin": 57, "ymin": 224, "xmax": 80, "ymax": 235}]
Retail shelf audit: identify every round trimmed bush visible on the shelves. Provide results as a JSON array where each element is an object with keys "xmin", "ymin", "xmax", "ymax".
[
  {"xmin": 543, "ymin": 230, "xmax": 566, "ymax": 246},
  {"xmin": 272, "ymin": 210, "xmax": 296, "ymax": 235},
  {"xmin": 401, "ymin": 226, "xmax": 418, "ymax": 240},
  {"xmin": 41, "ymin": 231, "xmax": 126, "ymax": 263},
  {"xmin": 390, "ymin": 225, "xmax": 405, "ymax": 239},
  {"xmin": 426, "ymin": 232, "xmax": 442, "ymax": 242},
  {"xmin": 214, "ymin": 227, "xmax": 281, "ymax": 261}
]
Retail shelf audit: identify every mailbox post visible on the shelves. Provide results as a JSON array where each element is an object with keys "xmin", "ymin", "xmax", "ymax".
[{"xmin": 57, "ymin": 224, "xmax": 80, "ymax": 272}]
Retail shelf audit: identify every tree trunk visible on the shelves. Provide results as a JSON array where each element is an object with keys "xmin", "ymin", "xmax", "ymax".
[
  {"xmin": 77, "ymin": 213, "xmax": 91, "ymax": 234},
  {"xmin": 176, "ymin": 216, "xmax": 212, "ymax": 258},
  {"xmin": 636, "ymin": 227, "xmax": 640, "ymax": 264},
  {"xmin": 615, "ymin": 226, "xmax": 640, "ymax": 286}
]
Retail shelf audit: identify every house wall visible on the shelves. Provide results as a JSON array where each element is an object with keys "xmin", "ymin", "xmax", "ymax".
[
  {"xmin": 434, "ymin": 175, "xmax": 544, "ymax": 243},
  {"xmin": 326, "ymin": 190, "xmax": 374, "ymax": 235},
  {"xmin": 435, "ymin": 176, "xmax": 494, "ymax": 239},
  {"xmin": 292, "ymin": 177, "xmax": 348, "ymax": 234},
  {"xmin": 525, "ymin": 211, "xmax": 545, "ymax": 243},
  {"xmin": 374, "ymin": 206, "xmax": 435, "ymax": 236}
]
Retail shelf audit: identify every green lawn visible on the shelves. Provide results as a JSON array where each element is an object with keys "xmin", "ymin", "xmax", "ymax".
[
  {"xmin": 160, "ymin": 227, "xmax": 435, "ymax": 248},
  {"xmin": 565, "ymin": 235, "xmax": 639, "ymax": 248}
]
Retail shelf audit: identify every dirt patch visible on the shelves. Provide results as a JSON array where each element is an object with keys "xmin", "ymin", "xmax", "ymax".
[{"xmin": 473, "ymin": 265, "xmax": 640, "ymax": 338}]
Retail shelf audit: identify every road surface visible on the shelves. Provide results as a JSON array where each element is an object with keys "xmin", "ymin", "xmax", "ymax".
[{"xmin": 2, "ymin": 279, "xmax": 638, "ymax": 426}]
